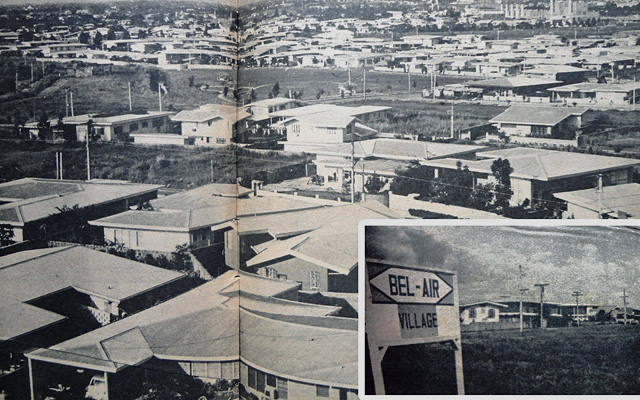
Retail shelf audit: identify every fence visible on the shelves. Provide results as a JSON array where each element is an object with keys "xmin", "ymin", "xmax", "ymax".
[{"xmin": 389, "ymin": 191, "xmax": 506, "ymax": 219}]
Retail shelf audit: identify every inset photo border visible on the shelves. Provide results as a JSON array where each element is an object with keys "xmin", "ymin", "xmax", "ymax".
[{"xmin": 358, "ymin": 220, "xmax": 640, "ymax": 398}]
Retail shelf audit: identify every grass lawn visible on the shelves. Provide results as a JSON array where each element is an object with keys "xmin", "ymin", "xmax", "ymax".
[
  {"xmin": 374, "ymin": 324, "xmax": 640, "ymax": 395},
  {"xmin": 0, "ymin": 140, "xmax": 305, "ymax": 189},
  {"xmin": 462, "ymin": 323, "xmax": 640, "ymax": 395}
]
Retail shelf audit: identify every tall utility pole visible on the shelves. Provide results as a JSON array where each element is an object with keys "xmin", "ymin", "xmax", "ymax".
[
  {"xmin": 350, "ymin": 139, "xmax": 355, "ymax": 203},
  {"xmin": 407, "ymin": 68, "xmax": 411, "ymax": 93},
  {"xmin": 518, "ymin": 265, "xmax": 527, "ymax": 333},
  {"xmin": 621, "ymin": 289, "xmax": 629, "ymax": 325},
  {"xmin": 363, "ymin": 67, "xmax": 366, "ymax": 100},
  {"xmin": 86, "ymin": 131, "xmax": 91, "ymax": 181},
  {"xmin": 572, "ymin": 291, "xmax": 583, "ymax": 326},
  {"xmin": 534, "ymin": 283, "xmax": 549, "ymax": 328},
  {"xmin": 128, "ymin": 82, "xmax": 133, "ymax": 111},
  {"xmin": 70, "ymin": 91, "xmax": 75, "ymax": 116},
  {"xmin": 450, "ymin": 100, "xmax": 454, "ymax": 138},
  {"xmin": 596, "ymin": 174, "xmax": 603, "ymax": 218}
]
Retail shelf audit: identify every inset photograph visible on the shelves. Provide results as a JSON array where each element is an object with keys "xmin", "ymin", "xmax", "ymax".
[{"xmin": 362, "ymin": 223, "xmax": 640, "ymax": 396}]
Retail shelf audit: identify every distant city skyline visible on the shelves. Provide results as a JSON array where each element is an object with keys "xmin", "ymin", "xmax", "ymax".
[{"xmin": 366, "ymin": 225, "xmax": 640, "ymax": 308}]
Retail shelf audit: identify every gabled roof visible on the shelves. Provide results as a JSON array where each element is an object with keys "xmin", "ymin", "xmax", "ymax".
[
  {"xmin": 171, "ymin": 105, "xmax": 249, "ymax": 123},
  {"xmin": 490, "ymin": 106, "xmax": 588, "ymax": 127},
  {"xmin": 246, "ymin": 97, "xmax": 297, "ymax": 108},
  {"xmin": 549, "ymin": 81, "xmax": 640, "ymax": 93},
  {"xmin": 282, "ymin": 112, "xmax": 357, "ymax": 128},
  {"xmin": 461, "ymin": 301, "xmax": 508, "ymax": 309},
  {"xmin": 245, "ymin": 202, "xmax": 401, "ymax": 275}
]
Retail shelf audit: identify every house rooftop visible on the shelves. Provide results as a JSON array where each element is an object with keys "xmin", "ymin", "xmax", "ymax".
[
  {"xmin": 489, "ymin": 105, "xmax": 588, "ymax": 127},
  {"xmin": 246, "ymin": 97, "xmax": 297, "ymax": 108},
  {"xmin": 0, "ymin": 178, "xmax": 163, "ymax": 226},
  {"xmin": 96, "ymin": 111, "xmax": 175, "ymax": 125},
  {"xmin": 425, "ymin": 148, "xmax": 640, "ymax": 181},
  {"xmin": 468, "ymin": 76, "xmax": 561, "ymax": 89},
  {"xmin": 549, "ymin": 81, "xmax": 640, "ymax": 93},
  {"xmin": 0, "ymin": 246, "xmax": 184, "ymax": 341},
  {"xmin": 554, "ymin": 183, "xmax": 640, "ymax": 218}
]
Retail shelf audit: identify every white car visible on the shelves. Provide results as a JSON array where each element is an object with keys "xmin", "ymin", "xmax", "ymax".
[{"xmin": 85, "ymin": 375, "xmax": 107, "ymax": 400}]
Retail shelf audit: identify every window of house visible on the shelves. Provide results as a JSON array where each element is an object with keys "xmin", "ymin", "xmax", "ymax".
[
  {"xmin": 153, "ymin": 118, "xmax": 164, "ymax": 127},
  {"xmin": 267, "ymin": 374, "xmax": 277, "ymax": 387},
  {"xmin": 96, "ymin": 127, "xmax": 105, "ymax": 137},
  {"xmin": 129, "ymin": 123, "xmax": 139, "ymax": 132},
  {"xmin": 216, "ymin": 138, "xmax": 226, "ymax": 144},
  {"xmin": 257, "ymin": 370, "xmax": 266, "ymax": 393},
  {"xmin": 266, "ymin": 267, "xmax": 278, "ymax": 279},
  {"xmin": 316, "ymin": 385, "xmax": 330, "ymax": 397},
  {"xmin": 114, "ymin": 126, "xmax": 124, "ymax": 135},
  {"xmin": 277, "ymin": 274, "xmax": 288, "ymax": 281},
  {"xmin": 489, "ymin": 309, "xmax": 496, "ymax": 318},
  {"xmin": 469, "ymin": 309, "xmax": 477, "ymax": 318},
  {"xmin": 531, "ymin": 125, "xmax": 547, "ymax": 136},
  {"xmin": 142, "ymin": 121, "xmax": 149, "ymax": 128},
  {"xmin": 327, "ymin": 127, "xmax": 337, "ymax": 135},
  {"xmin": 481, "ymin": 308, "xmax": 486, "ymax": 314},
  {"xmin": 208, "ymin": 121, "xmax": 212, "ymax": 126},
  {"xmin": 310, "ymin": 271, "xmax": 320, "ymax": 290},
  {"xmin": 206, "ymin": 137, "xmax": 211, "ymax": 143},
  {"xmin": 248, "ymin": 367, "xmax": 257, "ymax": 389},
  {"xmin": 276, "ymin": 378, "xmax": 288, "ymax": 400}
]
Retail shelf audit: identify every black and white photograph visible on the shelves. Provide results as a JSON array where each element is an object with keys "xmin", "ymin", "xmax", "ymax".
[
  {"xmin": 1, "ymin": 0, "xmax": 640, "ymax": 398},
  {"xmin": 364, "ymin": 223, "xmax": 640, "ymax": 395}
]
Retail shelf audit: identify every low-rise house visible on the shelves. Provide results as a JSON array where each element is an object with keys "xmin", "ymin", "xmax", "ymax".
[
  {"xmin": 130, "ymin": 133, "xmax": 194, "ymax": 145},
  {"xmin": 555, "ymin": 183, "xmax": 640, "ymax": 219},
  {"xmin": 26, "ymin": 270, "xmax": 357, "ymax": 400},
  {"xmin": 423, "ymin": 148, "xmax": 640, "ymax": 206},
  {"xmin": 523, "ymin": 65, "xmax": 594, "ymax": 84},
  {"xmin": 489, "ymin": 105, "xmax": 588, "ymax": 138},
  {"xmin": 75, "ymin": 112, "xmax": 175, "ymax": 142},
  {"xmin": 467, "ymin": 77, "xmax": 562, "ymax": 102},
  {"xmin": 244, "ymin": 97, "xmax": 298, "ymax": 125},
  {"xmin": 0, "ymin": 178, "xmax": 162, "ymax": 242},
  {"xmin": 245, "ymin": 202, "xmax": 400, "ymax": 293},
  {"xmin": 171, "ymin": 104, "xmax": 250, "ymax": 145},
  {"xmin": 460, "ymin": 301, "xmax": 508, "ymax": 325},
  {"xmin": 0, "ymin": 245, "xmax": 184, "ymax": 354},
  {"xmin": 549, "ymin": 81, "xmax": 640, "ymax": 106}
]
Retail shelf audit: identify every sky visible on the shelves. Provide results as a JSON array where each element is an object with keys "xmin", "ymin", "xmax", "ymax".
[{"xmin": 365, "ymin": 225, "xmax": 640, "ymax": 308}]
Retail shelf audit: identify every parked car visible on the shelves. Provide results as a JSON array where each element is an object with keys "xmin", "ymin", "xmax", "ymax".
[{"xmin": 85, "ymin": 375, "xmax": 107, "ymax": 400}]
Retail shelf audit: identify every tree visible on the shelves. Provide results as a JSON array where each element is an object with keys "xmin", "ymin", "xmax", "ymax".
[
  {"xmin": 106, "ymin": 27, "xmax": 117, "ymax": 41},
  {"xmin": 389, "ymin": 162, "xmax": 434, "ymax": 198},
  {"xmin": 0, "ymin": 224, "xmax": 14, "ymax": 246},
  {"xmin": 490, "ymin": 158, "xmax": 513, "ymax": 213},
  {"xmin": 364, "ymin": 174, "xmax": 386, "ymax": 194},
  {"xmin": 93, "ymin": 31, "xmax": 103, "ymax": 48},
  {"xmin": 37, "ymin": 113, "xmax": 51, "ymax": 141},
  {"xmin": 122, "ymin": 30, "xmax": 131, "ymax": 40},
  {"xmin": 188, "ymin": 75, "xmax": 195, "ymax": 87},
  {"xmin": 79, "ymin": 31, "xmax": 90, "ymax": 44},
  {"xmin": 250, "ymin": 88, "xmax": 257, "ymax": 102},
  {"xmin": 271, "ymin": 81, "xmax": 280, "ymax": 97},
  {"xmin": 223, "ymin": 86, "xmax": 229, "ymax": 97}
]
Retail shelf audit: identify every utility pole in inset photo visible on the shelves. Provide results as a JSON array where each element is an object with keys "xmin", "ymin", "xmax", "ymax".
[
  {"xmin": 572, "ymin": 291, "xmax": 583, "ymax": 326},
  {"xmin": 534, "ymin": 283, "xmax": 549, "ymax": 329},
  {"xmin": 621, "ymin": 289, "xmax": 629, "ymax": 325},
  {"xmin": 518, "ymin": 265, "xmax": 528, "ymax": 333}
]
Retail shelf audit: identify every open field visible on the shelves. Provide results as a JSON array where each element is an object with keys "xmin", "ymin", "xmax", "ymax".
[
  {"xmin": 0, "ymin": 61, "xmax": 233, "ymax": 123},
  {"xmin": 374, "ymin": 324, "xmax": 640, "ymax": 395},
  {"xmin": 0, "ymin": 141, "xmax": 305, "ymax": 189}
]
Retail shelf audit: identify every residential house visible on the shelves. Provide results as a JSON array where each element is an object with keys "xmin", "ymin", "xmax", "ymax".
[
  {"xmin": 0, "ymin": 178, "xmax": 162, "ymax": 242},
  {"xmin": 27, "ymin": 270, "xmax": 357, "ymax": 400},
  {"xmin": 460, "ymin": 301, "xmax": 508, "ymax": 325},
  {"xmin": 489, "ymin": 105, "xmax": 588, "ymax": 138},
  {"xmin": 75, "ymin": 112, "xmax": 175, "ymax": 142},
  {"xmin": 171, "ymin": 104, "xmax": 250, "ymax": 145},
  {"xmin": 549, "ymin": 82, "xmax": 640, "ymax": 106},
  {"xmin": 0, "ymin": 244, "xmax": 184, "ymax": 373},
  {"xmin": 467, "ymin": 77, "xmax": 562, "ymax": 102},
  {"xmin": 554, "ymin": 183, "xmax": 640, "ymax": 219},
  {"xmin": 423, "ymin": 148, "xmax": 640, "ymax": 206}
]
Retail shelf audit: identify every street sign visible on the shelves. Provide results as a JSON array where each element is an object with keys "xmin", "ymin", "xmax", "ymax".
[
  {"xmin": 369, "ymin": 267, "xmax": 454, "ymax": 305},
  {"xmin": 364, "ymin": 258, "xmax": 464, "ymax": 395}
]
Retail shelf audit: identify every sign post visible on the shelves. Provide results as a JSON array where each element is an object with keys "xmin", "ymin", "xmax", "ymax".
[{"xmin": 365, "ymin": 258, "xmax": 464, "ymax": 395}]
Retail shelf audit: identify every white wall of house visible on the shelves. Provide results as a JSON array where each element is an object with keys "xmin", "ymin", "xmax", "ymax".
[
  {"xmin": 104, "ymin": 227, "xmax": 190, "ymax": 252},
  {"xmin": 461, "ymin": 305, "xmax": 502, "ymax": 325},
  {"xmin": 286, "ymin": 121, "xmax": 355, "ymax": 144},
  {"xmin": 180, "ymin": 119, "xmax": 233, "ymax": 145}
]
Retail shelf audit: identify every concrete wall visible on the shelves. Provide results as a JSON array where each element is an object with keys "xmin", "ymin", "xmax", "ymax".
[
  {"xmin": 388, "ymin": 191, "xmax": 506, "ymax": 219},
  {"xmin": 181, "ymin": 119, "xmax": 233, "ymax": 145},
  {"xmin": 104, "ymin": 227, "xmax": 190, "ymax": 252}
]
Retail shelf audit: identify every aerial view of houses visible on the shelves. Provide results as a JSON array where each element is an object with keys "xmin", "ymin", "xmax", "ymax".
[{"xmin": 0, "ymin": 0, "xmax": 640, "ymax": 398}]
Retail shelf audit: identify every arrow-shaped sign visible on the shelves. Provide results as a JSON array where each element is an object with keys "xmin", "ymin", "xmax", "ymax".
[{"xmin": 370, "ymin": 267, "xmax": 453, "ymax": 305}]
